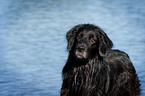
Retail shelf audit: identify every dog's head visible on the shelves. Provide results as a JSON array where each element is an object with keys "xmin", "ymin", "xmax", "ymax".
[{"xmin": 66, "ymin": 24, "xmax": 113, "ymax": 59}]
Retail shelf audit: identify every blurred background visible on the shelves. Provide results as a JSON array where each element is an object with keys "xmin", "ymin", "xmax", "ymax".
[{"xmin": 0, "ymin": 0, "xmax": 145, "ymax": 96}]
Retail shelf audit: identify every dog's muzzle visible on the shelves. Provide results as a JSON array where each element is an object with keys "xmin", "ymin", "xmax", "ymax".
[{"xmin": 75, "ymin": 45, "xmax": 87, "ymax": 59}]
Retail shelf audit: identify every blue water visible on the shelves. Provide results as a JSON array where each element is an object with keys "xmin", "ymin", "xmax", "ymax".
[{"xmin": 0, "ymin": 0, "xmax": 145, "ymax": 96}]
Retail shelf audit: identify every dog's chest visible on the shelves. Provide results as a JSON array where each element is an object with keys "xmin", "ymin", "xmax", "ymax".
[{"xmin": 72, "ymin": 65, "xmax": 95, "ymax": 88}]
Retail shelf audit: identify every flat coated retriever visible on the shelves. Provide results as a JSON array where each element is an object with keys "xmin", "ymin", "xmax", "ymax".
[{"xmin": 61, "ymin": 24, "xmax": 140, "ymax": 96}]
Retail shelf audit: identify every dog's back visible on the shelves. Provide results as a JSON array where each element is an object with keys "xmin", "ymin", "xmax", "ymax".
[{"xmin": 105, "ymin": 50, "xmax": 141, "ymax": 96}]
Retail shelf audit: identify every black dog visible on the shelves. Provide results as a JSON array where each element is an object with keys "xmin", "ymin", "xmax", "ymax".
[{"xmin": 61, "ymin": 24, "xmax": 140, "ymax": 96}]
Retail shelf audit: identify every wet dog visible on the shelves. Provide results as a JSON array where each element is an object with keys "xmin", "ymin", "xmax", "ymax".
[{"xmin": 61, "ymin": 24, "xmax": 140, "ymax": 96}]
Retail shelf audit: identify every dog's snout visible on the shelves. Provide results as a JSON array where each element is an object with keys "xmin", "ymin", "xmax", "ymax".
[
  {"xmin": 77, "ymin": 45, "xmax": 86, "ymax": 52},
  {"xmin": 78, "ymin": 48, "xmax": 83, "ymax": 52}
]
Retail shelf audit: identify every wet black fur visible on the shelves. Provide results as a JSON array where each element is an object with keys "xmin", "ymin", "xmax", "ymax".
[{"xmin": 61, "ymin": 24, "xmax": 140, "ymax": 96}]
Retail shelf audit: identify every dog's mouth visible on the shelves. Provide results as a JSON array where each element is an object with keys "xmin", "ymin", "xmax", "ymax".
[{"xmin": 75, "ymin": 49, "xmax": 87, "ymax": 59}]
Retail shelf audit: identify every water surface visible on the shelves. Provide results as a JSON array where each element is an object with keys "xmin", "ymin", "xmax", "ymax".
[{"xmin": 0, "ymin": 0, "xmax": 145, "ymax": 96}]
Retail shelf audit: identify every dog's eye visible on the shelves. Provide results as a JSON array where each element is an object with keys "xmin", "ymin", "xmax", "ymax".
[{"xmin": 91, "ymin": 39, "xmax": 95, "ymax": 43}]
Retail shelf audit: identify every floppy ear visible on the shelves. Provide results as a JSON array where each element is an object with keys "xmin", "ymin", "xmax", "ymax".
[
  {"xmin": 66, "ymin": 24, "xmax": 84, "ymax": 50},
  {"xmin": 66, "ymin": 29, "xmax": 75, "ymax": 50},
  {"xmin": 98, "ymin": 30, "xmax": 113, "ymax": 57}
]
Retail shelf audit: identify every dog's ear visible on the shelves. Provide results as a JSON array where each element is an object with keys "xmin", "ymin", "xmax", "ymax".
[
  {"xmin": 66, "ymin": 29, "xmax": 75, "ymax": 50},
  {"xmin": 66, "ymin": 24, "xmax": 83, "ymax": 50},
  {"xmin": 98, "ymin": 30, "xmax": 113, "ymax": 57}
]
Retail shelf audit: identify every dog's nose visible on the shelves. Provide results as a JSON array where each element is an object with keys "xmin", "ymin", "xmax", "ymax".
[
  {"xmin": 78, "ymin": 48, "xmax": 83, "ymax": 52},
  {"xmin": 77, "ymin": 45, "xmax": 86, "ymax": 52}
]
